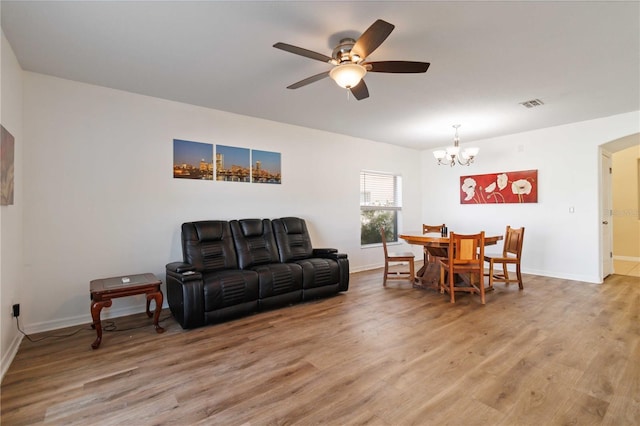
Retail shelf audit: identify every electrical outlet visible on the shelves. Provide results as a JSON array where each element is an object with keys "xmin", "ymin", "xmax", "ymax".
[{"xmin": 12, "ymin": 304, "xmax": 20, "ymax": 317}]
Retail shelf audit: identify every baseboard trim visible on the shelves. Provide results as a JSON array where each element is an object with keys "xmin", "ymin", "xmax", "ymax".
[
  {"xmin": 1, "ymin": 332, "xmax": 23, "ymax": 383},
  {"xmin": 521, "ymin": 268, "xmax": 601, "ymax": 284},
  {"xmin": 21, "ymin": 302, "xmax": 169, "ymax": 335},
  {"xmin": 613, "ymin": 255, "xmax": 640, "ymax": 262},
  {"xmin": 350, "ymin": 263, "xmax": 384, "ymax": 273}
]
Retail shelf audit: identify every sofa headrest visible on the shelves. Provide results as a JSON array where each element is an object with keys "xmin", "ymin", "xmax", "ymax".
[
  {"xmin": 281, "ymin": 217, "xmax": 304, "ymax": 234},
  {"xmin": 191, "ymin": 221, "xmax": 226, "ymax": 242},
  {"xmin": 239, "ymin": 219, "xmax": 264, "ymax": 237}
]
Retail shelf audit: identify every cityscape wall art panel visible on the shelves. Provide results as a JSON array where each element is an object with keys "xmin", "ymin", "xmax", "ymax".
[
  {"xmin": 251, "ymin": 150, "xmax": 281, "ymax": 184},
  {"xmin": 216, "ymin": 145, "xmax": 251, "ymax": 182},
  {"xmin": 173, "ymin": 139, "xmax": 214, "ymax": 180},
  {"xmin": 460, "ymin": 169, "xmax": 538, "ymax": 204},
  {"xmin": 1, "ymin": 125, "xmax": 15, "ymax": 206}
]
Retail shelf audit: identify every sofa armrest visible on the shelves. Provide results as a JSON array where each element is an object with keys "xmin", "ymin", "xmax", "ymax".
[
  {"xmin": 313, "ymin": 249, "xmax": 347, "ymax": 260},
  {"xmin": 310, "ymin": 250, "xmax": 349, "ymax": 292},
  {"xmin": 313, "ymin": 248, "xmax": 338, "ymax": 255},
  {"xmin": 165, "ymin": 266, "xmax": 205, "ymax": 329},
  {"xmin": 166, "ymin": 261, "xmax": 197, "ymax": 274}
]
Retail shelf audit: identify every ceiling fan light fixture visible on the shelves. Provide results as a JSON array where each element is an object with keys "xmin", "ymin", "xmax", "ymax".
[{"xmin": 329, "ymin": 63, "xmax": 367, "ymax": 89}]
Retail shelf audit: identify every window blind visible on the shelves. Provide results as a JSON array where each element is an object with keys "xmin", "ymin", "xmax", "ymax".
[{"xmin": 360, "ymin": 171, "xmax": 402, "ymax": 210}]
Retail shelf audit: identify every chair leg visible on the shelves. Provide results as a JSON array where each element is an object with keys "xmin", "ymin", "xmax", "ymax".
[
  {"xmin": 440, "ymin": 266, "xmax": 445, "ymax": 294},
  {"xmin": 488, "ymin": 260, "xmax": 495, "ymax": 289},
  {"xmin": 383, "ymin": 261, "xmax": 388, "ymax": 286},
  {"xmin": 409, "ymin": 260, "xmax": 415, "ymax": 283},
  {"xmin": 448, "ymin": 270, "xmax": 455, "ymax": 303},
  {"xmin": 516, "ymin": 263, "xmax": 523, "ymax": 289},
  {"xmin": 478, "ymin": 272, "xmax": 485, "ymax": 304},
  {"xmin": 501, "ymin": 262, "xmax": 510, "ymax": 284}
]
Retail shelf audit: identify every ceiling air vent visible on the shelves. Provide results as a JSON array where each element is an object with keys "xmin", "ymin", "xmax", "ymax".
[{"xmin": 520, "ymin": 98, "xmax": 544, "ymax": 108}]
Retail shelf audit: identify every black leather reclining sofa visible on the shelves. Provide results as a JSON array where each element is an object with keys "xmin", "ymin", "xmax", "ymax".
[{"xmin": 166, "ymin": 217, "xmax": 349, "ymax": 329}]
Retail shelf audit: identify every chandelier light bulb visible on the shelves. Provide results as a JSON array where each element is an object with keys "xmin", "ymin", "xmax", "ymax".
[
  {"xmin": 446, "ymin": 146, "xmax": 460, "ymax": 157},
  {"xmin": 433, "ymin": 150, "xmax": 447, "ymax": 160},
  {"xmin": 464, "ymin": 147, "xmax": 480, "ymax": 157}
]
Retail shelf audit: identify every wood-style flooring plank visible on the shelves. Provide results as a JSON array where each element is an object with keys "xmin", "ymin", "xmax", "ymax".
[{"xmin": 2, "ymin": 269, "xmax": 639, "ymax": 425}]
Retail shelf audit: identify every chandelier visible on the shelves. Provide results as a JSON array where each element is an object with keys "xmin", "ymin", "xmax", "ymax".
[{"xmin": 433, "ymin": 125, "xmax": 479, "ymax": 167}]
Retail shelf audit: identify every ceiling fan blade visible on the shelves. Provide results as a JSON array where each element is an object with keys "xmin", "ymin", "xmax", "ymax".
[
  {"xmin": 273, "ymin": 42, "xmax": 333, "ymax": 63},
  {"xmin": 365, "ymin": 61, "xmax": 430, "ymax": 73},
  {"xmin": 351, "ymin": 19, "xmax": 395, "ymax": 60},
  {"xmin": 350, "ymin": 79, "xmax": 369, "ymax": 100},
  {"xmin": 286, "ymin": 71, "xmax": 330, "ymax": 89}
]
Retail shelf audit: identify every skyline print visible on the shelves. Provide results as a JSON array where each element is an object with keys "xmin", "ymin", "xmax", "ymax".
[{"xmin": 173, "ymin": 139, "xmax": 282, "ymax": 184}]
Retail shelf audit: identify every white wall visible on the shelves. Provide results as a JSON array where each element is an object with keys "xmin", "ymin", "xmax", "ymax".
[
  {"xmin": 421, "ymin": 111, "xmax": 640, "ymax": 283},
  {"xmin": 1, "ymin": 30, "xmax": 24, "ymax": 379},
  {"xmin": 20, "ymin": 72, "xmax": 423, "ymax": 334},
  {"xmin": 9, "ymin": 56, "xmax": 640, "ymax": 361}
]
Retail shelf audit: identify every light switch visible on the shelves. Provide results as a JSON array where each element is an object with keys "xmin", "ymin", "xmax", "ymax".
[{"xmin": 569, "ymin": 206, "xmax": 575, "ymax": 213}]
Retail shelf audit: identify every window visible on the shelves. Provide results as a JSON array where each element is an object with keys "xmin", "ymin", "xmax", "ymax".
[{"xmin": 360, "ymin": 170, "xmax": 402, "ymax": 245}]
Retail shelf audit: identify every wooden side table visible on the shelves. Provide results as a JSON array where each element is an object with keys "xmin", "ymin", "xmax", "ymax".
[{"xmin": 89, "ymin": 273, "xmax": 165, "ymax": 349}]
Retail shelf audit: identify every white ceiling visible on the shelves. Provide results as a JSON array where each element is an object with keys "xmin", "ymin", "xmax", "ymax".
[{"xmin": 1, "ymin": 1, "xmax": 639, "ymax": 150}]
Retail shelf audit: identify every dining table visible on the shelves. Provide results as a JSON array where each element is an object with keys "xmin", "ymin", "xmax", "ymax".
[{"xmin": 399, "ymin": 232, "xmax": 503, "ymax": 290}]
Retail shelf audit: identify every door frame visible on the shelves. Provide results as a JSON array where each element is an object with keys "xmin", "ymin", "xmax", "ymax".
[{"xmin": 599, "ymin": 148, "xmax": 613, "ymax": 280}]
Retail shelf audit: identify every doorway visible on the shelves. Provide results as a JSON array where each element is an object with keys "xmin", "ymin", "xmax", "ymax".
[
  {"xmin": 600, "ymin": 150, "xmax": 613, "ymax": 278},
  {"xmin": 601, "ymin": 134, "xmax": 640, "ymax": 279}
]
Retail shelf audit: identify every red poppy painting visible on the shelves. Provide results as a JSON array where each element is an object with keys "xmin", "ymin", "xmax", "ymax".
[{"xmin": 460, "ymin": 169, "xmax": 538, "ymax": 204}]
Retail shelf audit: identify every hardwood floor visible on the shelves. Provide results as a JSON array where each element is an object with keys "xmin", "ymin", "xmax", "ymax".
[{"xmin": 2, "ymin": 268, "xmax": 639, "ymax": 425}]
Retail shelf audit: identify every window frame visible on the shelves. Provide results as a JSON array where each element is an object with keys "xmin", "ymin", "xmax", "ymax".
[{"xmin": 360, "ymin": 170, "xmax": 403, "ymax": 246}]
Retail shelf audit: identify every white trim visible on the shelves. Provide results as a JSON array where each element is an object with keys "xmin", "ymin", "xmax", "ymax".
[
  {"xmin": 613, "ymin": 255, "xmax": 640, "ymax": 262},
  {"xmin": 1, "ymin": 332, "xmax": 23, "ymax": 382},
  {"xmin": 521, "ymin": 268, "xmax": 602, "ymax": 284},
  {"xmin": 19, "ymin": 302, "xmax": 169, "ymax": 335}
]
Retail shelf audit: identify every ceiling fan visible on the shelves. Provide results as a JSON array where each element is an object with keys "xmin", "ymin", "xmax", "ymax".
[{"xmin": 273, "ymin": 19, "xmax": 430, "ymax": 101}]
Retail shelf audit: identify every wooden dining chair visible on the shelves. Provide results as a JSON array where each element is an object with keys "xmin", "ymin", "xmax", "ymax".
[
  {"xmin": 422, "ymin": 224, "xmax": 444, "ymax": 234},
  {"xmin": 484, "ymin": 226, "xmax": 525, "ymax": 289},
  {"xmin": 381, "ymin": 227, "xmax": 415, "ymax": 286},
  {"xmin": 422, "ymin": 224, "xmax": 445, "ymax": 262},
  {"xmin": 439, "ymin": 231, "xmax": 487, "ymax": 304}
]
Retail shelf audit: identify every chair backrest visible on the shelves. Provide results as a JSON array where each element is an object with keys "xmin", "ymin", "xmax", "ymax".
[
  {"xmin": 380, "ymin": 227, "xmax": 390, "ymax": 258},
  {"xmin": 423, "ymin": 224, "xmax": 445, "ymax": 234},
  {"xmin": 503, "ymin": 226, "xmax": 525, "ymax": 258},
  {"xmin": 230, "ymin": 219, "xmax": 280, "ymax": 269},
  {"xmin": 448, "ymin": 231, "xmax": 485, "ymax": 268},
  {"xmin": 272, "ymin": 217, "xmax": 314, "ymax": 262},
  {"xmin": 181, "ymin": 221, "xmax": 239, "ymax": 272}
]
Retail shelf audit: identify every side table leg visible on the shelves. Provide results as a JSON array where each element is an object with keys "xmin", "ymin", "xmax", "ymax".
[
  {"xmin": 147, "ymin": 291, "xmax": 165, "ymax": 334},
  {"xmin": 146, "ymin": 296, "xmax": 152, "ymax": 318},
  {"xmin": 90, "ymin": 299, "xmax": 112, "ymax": 349}
]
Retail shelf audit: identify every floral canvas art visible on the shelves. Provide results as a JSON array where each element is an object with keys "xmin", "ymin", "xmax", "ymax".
[{"xmin": 460, "ymin": 169, "xmax": 538, "ymax": 204}]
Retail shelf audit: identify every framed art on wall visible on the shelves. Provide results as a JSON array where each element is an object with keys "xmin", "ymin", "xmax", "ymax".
[
  {"xmin": 251, "ymin": 150, "xmax": 281, "ymax": 184},
  {"xmin": 173, "ymin": 139, "xmax": 214, "ymax": 180},
  {"xmin": 1, "ymin": 125, "xmax": 15, "ymax": 206},
  {"xmin": 216, "ymin": 145, "xmax": 250, "ymax": 182},
  {"xmin": 460, "ymin": 169, "xmax": 538, "ymax": 204}
]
